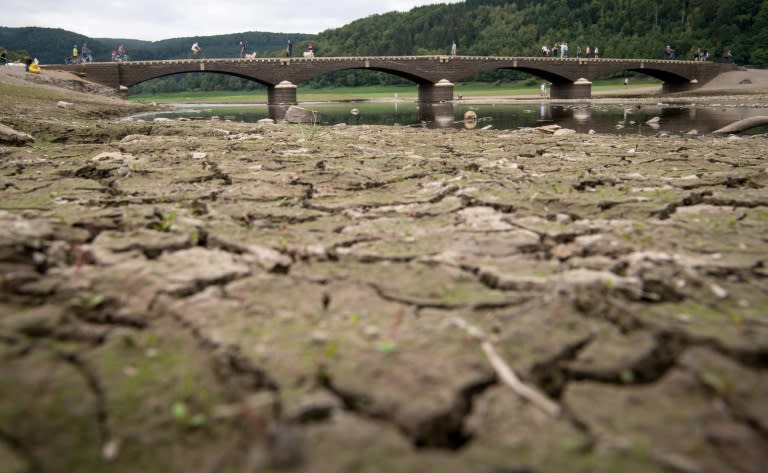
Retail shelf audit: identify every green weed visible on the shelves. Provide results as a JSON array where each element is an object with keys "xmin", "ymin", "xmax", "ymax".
[{"xmin": 154, "ymin": 210, "xmax": 178, "ymax": 232}]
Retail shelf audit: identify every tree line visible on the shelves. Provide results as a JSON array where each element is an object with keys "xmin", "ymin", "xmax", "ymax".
[
  {"xmin": 0, "ymin": 27, "xmax": 310, "ymax": 65},
  {"xmin": 312, "ymin": 0, "xmax": 767, "ymax": 65}
]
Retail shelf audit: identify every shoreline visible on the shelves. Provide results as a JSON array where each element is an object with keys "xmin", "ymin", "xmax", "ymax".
[{"xmin": 149, "ymin": 91, "xmax": 768, "ymax": 107}]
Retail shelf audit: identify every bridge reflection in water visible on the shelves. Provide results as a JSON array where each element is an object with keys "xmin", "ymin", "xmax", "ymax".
[{"xmin": 443, "ymin": 102, "xmax": 767, "ymax": 134}]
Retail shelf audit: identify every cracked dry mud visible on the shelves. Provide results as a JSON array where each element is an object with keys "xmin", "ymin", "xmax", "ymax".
[{"xmin": 1, "ymin": 72, "xmax": 768, "ymax": 473}]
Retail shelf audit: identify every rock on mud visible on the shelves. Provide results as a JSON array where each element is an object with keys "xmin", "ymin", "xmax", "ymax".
[
  {"xmin": 284, "ymin": 105, "xmax": 320, "ymax": 124},
  {"xmin": 0, "ymin": 123, "xmax": 35, "ymax": 145}
]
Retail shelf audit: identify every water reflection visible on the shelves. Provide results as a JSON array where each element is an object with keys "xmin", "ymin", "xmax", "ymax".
[
  {"xmin": 540, "ymin": 103, "xmax": 550, "ymax": 122},
  {"xmin": 417, "ymin": 102, "xmax": 455, "ymax": 127},
  {"xmin": 572, "ymin": 107, "xmax": 591, "ymax": 124},
  {"xmin": 132, "ymin": 101, "xmax": 768, "ymax": 135}
]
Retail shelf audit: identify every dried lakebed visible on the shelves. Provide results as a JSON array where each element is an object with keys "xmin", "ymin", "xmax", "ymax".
[{"xmin": 1, "ymin": 74, "xmax": 768, "ymax": 473}]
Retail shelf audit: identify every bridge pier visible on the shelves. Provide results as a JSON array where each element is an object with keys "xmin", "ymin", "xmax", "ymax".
[
  {"xmin": 267, "ymin": 81, "xmax": 298, "ymax": 120},
  {"xmin": 550, "ymin": 78, "xmax": 592, "ymax": 100},
  {"xmin": 418, "ymin": 79, "xmax": 454, "ymax": 103}
]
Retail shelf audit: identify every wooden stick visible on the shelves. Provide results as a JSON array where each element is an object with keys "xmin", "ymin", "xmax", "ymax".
[
  {"xmin": 712, "ymin": 116, "xmax": 768, "ymax": 134},
  {"xmin": 451, "ymin": 316, "xmax": 561, "ymax": 417},
  {"xmin": 481, "ymin": 341, "xmax": 561, "ymax": 417}
]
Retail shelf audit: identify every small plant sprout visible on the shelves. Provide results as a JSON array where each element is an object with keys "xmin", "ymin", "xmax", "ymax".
[
  {"xmin": 171, "ymin": 401, "xmax": 188, "ymax": 421},
  {"xmin": 171, "ymin": 401, "xmax": 207, "ymax": 428},
  {"xmin": 154, "ymin": 210, "xmax": 178, "ymax": 232},
  {"xmin": 71, "ymin": 293, "xmax": 106, "ymax": 309},
  {"xmin": 377, "ymin": 340, "xmax": 397, "ymax": 354}
]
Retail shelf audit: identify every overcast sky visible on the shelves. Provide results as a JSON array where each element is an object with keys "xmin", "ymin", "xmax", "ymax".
[{"xmin": 2, "ymin": 1, "xmax": 462, "ymax": 41}]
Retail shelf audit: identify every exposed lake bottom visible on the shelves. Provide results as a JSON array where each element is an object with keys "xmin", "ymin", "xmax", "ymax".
[{"xmin": 5, "ymin": 63, "xmax": 768, "ymax": 471}]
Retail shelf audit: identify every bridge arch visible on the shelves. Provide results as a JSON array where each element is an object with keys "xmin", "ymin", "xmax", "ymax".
[
  {"xmin": 120, "ymin": 61, "xmax": 278, "ymax": 88},
  {"xmin": 125, "ymin": 70, "xmax": 273, "ymax": 91},
  {"xmin": 427, "ymin": 59, "xmax": 576, "ymax": 85},
  {"xmin": 277, "ymin": 64, "xmax": 433, "ymax": 86},
  {"xmin": 588, "ymin": 63, "xmax": 691, "ymax": 83}
]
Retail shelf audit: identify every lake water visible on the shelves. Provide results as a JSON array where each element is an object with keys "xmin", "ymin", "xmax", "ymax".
[{"xmin": 130, "ymin": 101, "xmax": 768, "ymax": 135}]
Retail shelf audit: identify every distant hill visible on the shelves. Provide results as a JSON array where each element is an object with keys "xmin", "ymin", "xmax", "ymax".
[
  {"xmin": 0, "ymin": 27, "xmax": 97, "ymax": 64},
  {"xmin": 0, "ymin": 26, "xmax": 312, "ymax": 64},
  {"xmin": 93, "ymin": 32, "xmax": 314, "ymax": 62}
]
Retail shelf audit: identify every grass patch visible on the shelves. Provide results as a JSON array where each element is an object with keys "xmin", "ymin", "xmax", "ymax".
[{"xmin": 0, "ymin": 81, "xmax": 65, "ymax": 100}]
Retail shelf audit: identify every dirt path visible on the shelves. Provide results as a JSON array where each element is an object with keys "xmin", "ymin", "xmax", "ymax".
[
  {"xmin": 1, "ymin": 67, "xmax": 767, "ymax": 473},
  {"xmin": 699, "ymin": 67, "xmax": 768, "ymax": 91}
]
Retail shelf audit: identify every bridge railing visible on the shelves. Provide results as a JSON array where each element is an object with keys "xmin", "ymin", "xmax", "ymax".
[{"xmin": 62, "ymin": 55, "xmax": 707, "ymax": 67}]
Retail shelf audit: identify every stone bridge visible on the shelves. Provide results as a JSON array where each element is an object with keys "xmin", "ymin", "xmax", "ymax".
[{"xmin": 45, "ymin": 55, "xmax": 735, "ymax": 116}]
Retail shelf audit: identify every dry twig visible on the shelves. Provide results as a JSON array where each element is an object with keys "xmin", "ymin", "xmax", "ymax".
[{"xmin": 451, "ymin": 316, "xmax": 561, "ymax": 417}]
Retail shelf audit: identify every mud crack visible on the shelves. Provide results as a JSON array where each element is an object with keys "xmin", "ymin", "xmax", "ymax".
[
  {"xmin": 318, "ymin": 369, "xmax": 497, "ymax": 449},
  {"xmin": 0, "ymin": 428, "xmax": 44, "ymax": 473},
  {"xmin": 566, "ymin": 330, "xmax": 687, "ymax": 386}
]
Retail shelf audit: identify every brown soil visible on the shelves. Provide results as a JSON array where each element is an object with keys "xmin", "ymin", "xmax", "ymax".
[
  {"xmin": 1, "ymin": 67, "xmax": 767, "ymax": 473},
  {"xmin": 698, "ymin": 68, "xmax": 768, "ymax": 92}
]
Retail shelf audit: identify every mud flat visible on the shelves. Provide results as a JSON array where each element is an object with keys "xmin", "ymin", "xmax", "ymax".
[{"xmin": 1, "ymin": 68, "xmax": 767, "ymax": 473}]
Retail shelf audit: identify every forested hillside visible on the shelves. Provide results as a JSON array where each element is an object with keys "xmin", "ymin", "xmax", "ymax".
[
  {"xmin": 92, "ymin": 32, "xmax": 313, "ymax": 62},
  {"xmin": 0, "ymin": 27, "xmax": 310, "ymax": 64},
  {"xmin": 313, "ymin": 0, "xmax": 767, "ymax": 65},
  {"xmin": 0, "ymin": 27, "xmax": 96, "ymax": 64},
  {"xmin": 296, "ymin": 0, "xmax": 766, "ymax": 88}
]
